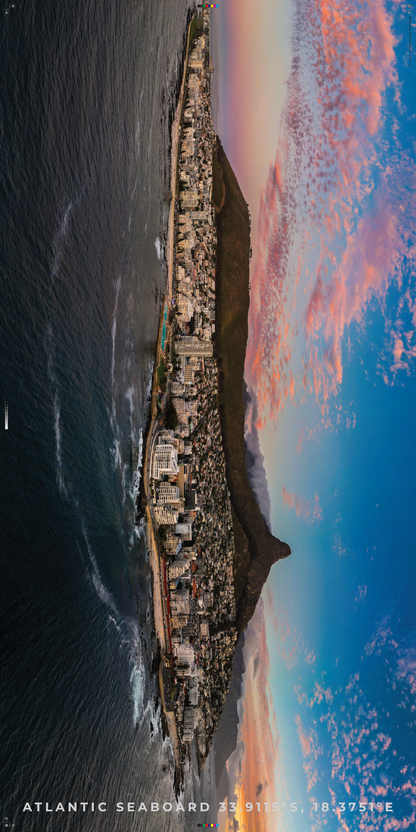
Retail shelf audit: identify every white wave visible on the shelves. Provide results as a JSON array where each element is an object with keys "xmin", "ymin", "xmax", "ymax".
[
  {"xmin": 122, "ymin": 461, "xmax": 131, "ymax": 506},
  {"xmin": 161, "ymin": 730, "xmax": 174, "ymax": 757},
  {"xmin": 131, "ymin": 647, "xmax": 146, "ymax": 727},
  {"xmin": 110, "ymin": 437, "xmax": 123, "ymax": 471},
  {"xmin": 125, "ymin": 385, "xmax": 136, "ymax": 444},
  {"xmin": 125, "ymin": 384, "xmax": 135, "ymax": 408},
  {"xmin": 91, "ymin": 572, "xmax": 118, "ymax": 614},
  {"xmin": 108, "ymin": 277, "xmax": 125, "ymax": 497},
  {"xmin": 51, "ymin": 201, "xmax": 74, "ymax": 278},
  {"xmin": 133, "ymin": 428, "xmax": 144, "ymax": 498},
  {"xmin": 108, "ymin": 615, "xmax": 123, "ymax": 635},
  {"xmin": 155, "ymin": 237, "xmax": 164, "ymax": 261},
  {"xmin": 45, "ymin": 325, "xmax": 67, "ymax": 495},
  {"xmin": 135, "ymin": 117, "xmax": 141, "ymax": 156},
  {"xmin": 53, "ymin": 393, "xmax": 66, "ymax": 495},
  {"xmin": 131, "ymin": 178, "xmax": 138, "ymax": 200},
  {"xmin": 146, "ymin": 360, "xmax": 154, "ymax": 400},
  {"xmin": 133, "ymin": 470, "xmax": 141, "ymax": 496},
  {"xmin": 111, "ymin": 275, "xmax": 122, "ymax": 390},
  {"xmin": 79, "ymin": 512, "xmax": 120, "ymax": 617}
]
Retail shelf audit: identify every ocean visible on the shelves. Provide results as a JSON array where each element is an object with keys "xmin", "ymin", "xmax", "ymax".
[{"xmin": 0, "ymin": 0, "xmax": 215, "ymax": 827}]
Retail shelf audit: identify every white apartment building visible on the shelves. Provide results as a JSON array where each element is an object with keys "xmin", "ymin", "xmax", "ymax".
[
  {"xmin": 169, "ymin": 559, "xmax": 190, "ymax": 581},
  {"xmin": 154, "ymin": 505, "xmax": 179, "ymax": 525},
  {"xmin": 157, "ymin": 483, "xmax": 180, "ymax": 503},
  {"xmin": 170, "ymin": 590, "xmax": 190, "ymax": 616},
  {"xmin": 174, "ymin": 337, "xmax": 213, "ymax": 357},
  {"xmin": 152, "ymin": 443, "xmax": 178, "ymax": 479},
  {"xmin": 175, "ymin": 522, "xmax": 193, "ymax": 537},
  {"xmin": 175, "ymin": 644, "xmax": 195, "ymax": 666}
]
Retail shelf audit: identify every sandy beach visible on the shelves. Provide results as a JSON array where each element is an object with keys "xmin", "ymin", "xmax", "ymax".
[{"xmin": 146, "ymin": 510, "xmax": 166, "ymax": 652}]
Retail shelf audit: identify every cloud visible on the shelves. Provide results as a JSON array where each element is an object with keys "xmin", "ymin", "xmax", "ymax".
[
  {"xmin": 264, "ymin": 592, "xmax": 416, "ymax": 829},
  {"xmin": 397, "ymin": 646, "xmax": 416, "ymax": 695},
  {"xmin": 332, "ymin": 530, "xmax": 348, "ymax": 557},
  {"xmin": 245, "ymin": 0, "xmax": 416, "ymax": 428},
  {"xmin": 290, "ymin": 622, "xmax": 416, "ymax": 831},
  {"xmin": 364, "ymin": 612, "xmax": 397, "ymax": 655},
  {"xmin": 244, "ymin": 386, "xmax": 272, "ymax": 528},
  {"xmin": 294, "ymin": 715, "xmax": 321, "ymax": 791},
  {"xmin": 295, "ymin": 714, "xmax": 312, "ymax": 756},
  {"xmin": 283, "ymin": 486, "xmax": 323, "ymax": 524},
  {"xmin": 224, "ymin": 601, "xmax": 285, "ymax": 832},
  {"xmin": 355, "ymin": 585, "xmax": 368, "ymax": 603}
]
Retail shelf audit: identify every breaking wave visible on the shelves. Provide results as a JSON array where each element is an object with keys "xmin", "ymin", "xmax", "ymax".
[
  {"xmin": 51, "ymin": 201, "xmax": 74, "ymax": 278},
  {"xmin": 154, "ymin": 236, "xmax": 164, "ymax": 261}
]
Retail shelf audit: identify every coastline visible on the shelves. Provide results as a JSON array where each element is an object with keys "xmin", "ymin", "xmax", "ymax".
[
  {"xmin": 166, "ymin": 12, "xmax": 194, "ymax": 301},
  {"xmin": 141, "ymin": 12, "xmax": 197, "ymax": 775}
]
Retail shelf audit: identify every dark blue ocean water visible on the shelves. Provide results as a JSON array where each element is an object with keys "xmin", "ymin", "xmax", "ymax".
[{"xmin": 0, "ymin": 0, "xmax": 214, "ymax": 827}]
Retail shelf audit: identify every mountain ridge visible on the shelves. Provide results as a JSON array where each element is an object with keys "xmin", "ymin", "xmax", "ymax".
[{"xmin": 213, "ymin": 135, "xmax": 291, "ymax": 636}]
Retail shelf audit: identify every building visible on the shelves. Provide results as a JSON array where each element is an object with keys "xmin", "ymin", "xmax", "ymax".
[
  {"xmin": 154, "ymin": 505, "xmax": 179, "ymax": 525},
  {"xmin": 200, "ymin": 621, "xmax": 209, "ymax": 637},
  {"xmin": 170, "ymin": 590, "xmax": 190, "ymax": 616},
  {"xmin": 185, "ymin": 489, "xmax": 198, "ymax": 511},
  {"xmin": 175, "ymin": 522, "xmax": 193, "ymax": 537},
  {"xmin": 171, "ymin": 381, "xmax": 185, "ymax": 396},
  {"xmin": 158, "ymin": 429, "xmax": 175, "ymax": 443},
  {"xmin": 180, "ymin": 191, "xmax": 199, "ymax": 209},
  {"xmin": 152, "ymin": 443, "xmax": 178, "ymax": 479},
  {"xmin": 166, "ymin": 533, "xmax": 181, "ymax": 555},
  {"xmin": 171, "ymin": 613, "xmax": 188, "ymax": 630},
  {"xmin": 189, "ymin": 678, "xmax": 199, "ymax": 706},
  {"xmin": 184, "ymin": 363, "xmax": 195, "ymax": 384},
  {"xmin": 182, "ymin": 706, "xmax": 198, "ymax": 741},
  {"xmin": 174, "ymin": 337, "xmax": 213, "ymax": 357},
  {"xmin": 169, "ymin": 559, "xmax": 191, "ymax": 580},
  {"xmin": 175, "ymin": 644, "xmax": 195, "ymax": 665},
  {"xmin": 158, "ymin": 483, "xmax": 181, "ymax": 504}
]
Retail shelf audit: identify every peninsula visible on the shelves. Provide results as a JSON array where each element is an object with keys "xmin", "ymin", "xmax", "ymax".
[{"xmin": 139, "ymin": 8, "xmax": 291, "ymax": 780}]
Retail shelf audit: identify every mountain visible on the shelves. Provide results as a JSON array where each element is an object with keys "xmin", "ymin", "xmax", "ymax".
[{"xmin": 213, "ymin": 136, "xmax": 291, "ymax": 636}]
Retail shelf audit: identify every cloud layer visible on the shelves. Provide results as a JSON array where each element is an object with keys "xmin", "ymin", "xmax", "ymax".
[
  {"xmin": 244, "ymin": 386, "xmax": 272, "ymax": 527},
  {"xmin": 246, "ymin": 0, "xmax": 416, "ymax": 427},
  {"xmin": 282, "ymin": 486, "xmax": 323, "ymax": 524},
  {"xmin": 220, "ymin": 600, "xmax": 284, "ymax": 832},
  {"xmin": 264, "ymin": 589, "xmax": 416, "ymax": 831}
]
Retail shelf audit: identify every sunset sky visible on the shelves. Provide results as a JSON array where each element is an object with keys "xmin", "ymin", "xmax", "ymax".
[{"xmin": 211, "ymin": 0, "xmax": 416, "ymax": 828}]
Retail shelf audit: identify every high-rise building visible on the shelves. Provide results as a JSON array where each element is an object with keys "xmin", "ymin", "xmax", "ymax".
[
  {"xmin": 152, "ymin": 444, "xmax": 178, "ymax": 479},
  {"xmin": 174, "ymin": 337, "xmax": 213, "ymax": 357}
]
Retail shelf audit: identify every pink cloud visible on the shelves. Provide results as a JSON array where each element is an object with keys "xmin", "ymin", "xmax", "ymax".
[
  {"xmin": 332, "ymin": 530, "xmax": 348, "ymax": 557},
  {"xmin": 283, "ymin": 485, "xmax": 323, "ymax": 524},
  {"xmin": 355, "ymin": 585, "xmax": 368, "ymax": 603},
  {"xmin": 295, "ymin": 714, "xmax": 312, "ymax": 756},
  {"xmin": 245, "ymin": 0, "xmax": 416, "ymax": 429}
]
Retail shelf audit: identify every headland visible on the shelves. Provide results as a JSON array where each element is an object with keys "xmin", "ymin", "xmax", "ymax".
[{"xmin": 139, "ymin": 8, "xmax": 291, "ymax": 786}]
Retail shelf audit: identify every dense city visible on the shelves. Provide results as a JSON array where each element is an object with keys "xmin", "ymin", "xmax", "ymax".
[{"xmin": 147, "ymin": 11, "xmax": 238, "ymax": 769}]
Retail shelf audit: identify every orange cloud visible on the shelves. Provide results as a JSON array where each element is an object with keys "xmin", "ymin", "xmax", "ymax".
[
  {"xmin": 222, "ymin": 602, "xmax": 285, "ymax": 832},
  {"xmin": 283, "ymin": 486, "xmax": 323, "ymax": 524},
  {"xmin": 245, "ymin": 0, "xmax": 416, "ymax": 428},
  {"xmin": 295, "ymin": 714, "xmax": 311, "ymax": 756}
]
